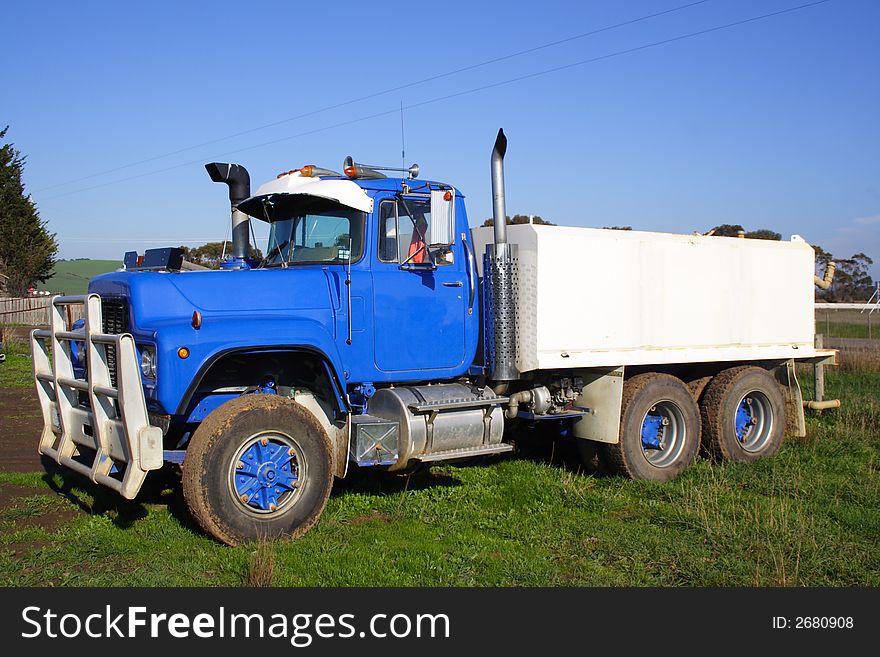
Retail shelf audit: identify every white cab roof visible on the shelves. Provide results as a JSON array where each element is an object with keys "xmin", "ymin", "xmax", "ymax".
[{"xmin": 242, "ymin": 171, "xmax": 374, "ymax": 216}]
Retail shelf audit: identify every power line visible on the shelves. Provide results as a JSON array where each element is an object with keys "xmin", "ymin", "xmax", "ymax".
[
  {"xmin": 39, "ymin": 0, "xmax": 833, "ymax": 203},
  {"xmin": 32, "ymin": 0, "xmax": 714, "ymax": 193}
]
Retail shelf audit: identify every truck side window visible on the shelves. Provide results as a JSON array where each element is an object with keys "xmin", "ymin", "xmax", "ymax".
[
  {"xmin": 378, "ymin": 198, "xmax": 452, "ymax": 265},
  {"xmin": 378, "ymin": 200, "xmax": 399, "ymax": 263}
]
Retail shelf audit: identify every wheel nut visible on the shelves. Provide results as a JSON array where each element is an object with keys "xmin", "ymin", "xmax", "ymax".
[
  {"xmin": 288, "ymin": 448, "xmax": 296, "ymax": 456},
  {"xmin": 269, "ymin": 504, "xmax": 277, "ymax": 512},
  {"xmin": 260, "ymin": 437, "xmax": 269, "ymax": 446},
  {"xmin": 236, "ymin": 461, "xmax": 244, "ymax": 469},
  {"xmin": 239, "ymin": 494, "xmax": 249, "ymax": 503}
]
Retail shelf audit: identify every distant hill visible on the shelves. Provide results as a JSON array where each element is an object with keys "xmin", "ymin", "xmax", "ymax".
[{"xmin": 44, "ymin": 259, "xmax": 122, "ymax": 295}]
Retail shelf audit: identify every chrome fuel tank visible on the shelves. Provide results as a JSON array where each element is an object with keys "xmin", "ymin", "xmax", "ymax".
[{"xmin": 368, "ymin": 383, "xmax": 506, "ymax": 470}]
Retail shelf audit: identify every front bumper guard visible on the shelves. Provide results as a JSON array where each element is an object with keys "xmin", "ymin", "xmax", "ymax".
[{"xmin": 30, "ymin": 294, "xmax": 162, "ymax": 499}]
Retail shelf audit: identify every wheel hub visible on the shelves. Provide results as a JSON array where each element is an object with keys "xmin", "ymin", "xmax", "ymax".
[
  {"xmin": 735, "ymin": 398, "xmax": 754, "ymax": 443},
  {"xmin": 641, "ymin": 413, "xmax": 665, "ymax": 450},
  {"xmin": 639, "ymin": 400, "xmax": 687, "ymax": 468},
  {"xmin": 233, "ymin": 436, "xmax": 300, "ymax": 513},
  {"xmin": 732, "ymin": 390, "xmax": 774, "ymax": 453}
]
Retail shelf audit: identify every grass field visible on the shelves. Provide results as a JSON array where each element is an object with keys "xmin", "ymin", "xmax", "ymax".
[
  {"xmin": 816, "ymin": 310, "xmax": 879, "ymax": 340},
  {"xmin": 0, "ymin": 340, "xmax": 34, "ymax": 389},
  {"xmin": 0, "ymin": 367, "xmax": 877, "ymax": 587},
  {"xmin": 44, "ymin": 259, "xmax": 121, "ymax": 295}
]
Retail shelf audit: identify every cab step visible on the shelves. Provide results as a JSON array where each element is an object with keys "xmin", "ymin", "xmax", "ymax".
[{"xmin": 414, "ymin": 443, "xmax": 514, "ymax": 463}]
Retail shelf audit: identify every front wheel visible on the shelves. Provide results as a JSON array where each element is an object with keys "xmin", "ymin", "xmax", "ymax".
[
  {"xmin": 603, "ymin": 373, "xmax": 701, "ymax": 482},
  {"xmin": 182, "ymin": 395, "xmax": 334, "ymax": 546}
]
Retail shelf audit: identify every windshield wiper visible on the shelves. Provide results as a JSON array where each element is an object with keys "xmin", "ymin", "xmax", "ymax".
[{"xmin": 260, "ymin": 238, "xmax": 291, "ymax": 267}]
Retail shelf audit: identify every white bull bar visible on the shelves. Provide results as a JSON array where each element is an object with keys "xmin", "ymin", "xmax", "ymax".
[{"xmin": 30, "ymin": 294, "xmax": 163, "ymax": 499}]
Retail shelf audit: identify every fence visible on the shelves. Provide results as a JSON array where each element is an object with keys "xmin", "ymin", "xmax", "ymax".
[
  {"xmin": 0, "ymin": 297, "xmax": 84, "ymax": 327},
  {"xmin": 814, "ymin": 304, "xmax": 875, "ymax": 340}
]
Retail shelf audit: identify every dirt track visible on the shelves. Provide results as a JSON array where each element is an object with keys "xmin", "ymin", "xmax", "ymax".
[{"xmin": 0, "ymin": 388, "xmax": 44, "ymax": 472}]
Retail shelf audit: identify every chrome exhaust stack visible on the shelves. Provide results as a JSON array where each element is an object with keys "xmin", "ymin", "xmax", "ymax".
[{"xmin": 485, "ymin": 129, "xmax": 518, "ymax": 382}]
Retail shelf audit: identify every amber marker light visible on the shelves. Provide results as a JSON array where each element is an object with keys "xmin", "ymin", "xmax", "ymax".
[
  {"xmin": 177, "ymin": 347, "xmax": 190, "ymax": 359},
  {"xmin": 299, "ymin": 165, "xmax": 315, "ymax": 177},
  {"xmin": 344, "ymin": 165, "xmax": 357, "ymax": 178},
  {"xmin": 191, "ymin": 310, "xmax": 202, "ymax": 329},
  {"xmin": 444, "ymin": 190, "xmax": 453, "ymax": 201}
]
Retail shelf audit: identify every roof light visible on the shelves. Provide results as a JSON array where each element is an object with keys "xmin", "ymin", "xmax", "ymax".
[
  {"xmin": 344, "ymin": 165, "xmax": 357, "ymax": 178},
  {"xmin": 299, "ymin": 165, "xmax": 316, "ymax": 177}
]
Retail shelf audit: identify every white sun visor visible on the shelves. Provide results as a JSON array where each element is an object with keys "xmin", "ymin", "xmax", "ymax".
[{"xmin": 238, "ymin": 171, "xmax": 374, "ymax": 219}]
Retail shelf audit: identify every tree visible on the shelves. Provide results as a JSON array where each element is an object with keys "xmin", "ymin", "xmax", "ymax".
[
  {"xmin": 481, "ymin": 214, "xmax": 555, "ymax": 227},
  {"xmin": 706, "ymin": 225, "xmax": 780, "ymax": 240},
  {"xmin": 745, "ymin": 228, "xmax": 781, "ymax": 241},
  {"xmin": 707, "ymin": 224, "xmax": 745, "ymax": 237},
  {"xmin": 179, "ymin": 241, "xmax": 262, "ymax": 269},
  {"xmin": 811, "ymin": 244, "xmax": 874, "ymax": 302},
  {"xmin": 826, "ymin": 253, "xmax": 874, "ymax": 302},
  {"xmin": 0, "ymin": 127, "xmax": 58, "ymax": 296}
]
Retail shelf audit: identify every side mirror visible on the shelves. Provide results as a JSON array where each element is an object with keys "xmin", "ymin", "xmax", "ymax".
[{"xmin": 429, "ymin": 189, "xmax": 455, "ymax": 247}]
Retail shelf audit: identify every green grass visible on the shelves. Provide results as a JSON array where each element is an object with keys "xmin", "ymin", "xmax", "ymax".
[
  {"xmin": 0, "ymin": 339, "xmax": 35, "ymax": 388},
  {"xmin": 44, "ymin": 259, "xmax": 121, "ymax": 295},
  {"xmin": 1, "ymin": 370, "xmax": 877, "ymax": 587},
  {"xmin": 815, "ymin": 310, "xmax": 879, "ymax": 340},
  {"xmin": 817, "ymin": 321, "xmax": 877, "ymax": 340}
]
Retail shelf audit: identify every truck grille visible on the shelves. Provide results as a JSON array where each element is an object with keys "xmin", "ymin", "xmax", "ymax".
[{"xmin": 101, "ymin": 299, "xmax": 129, "ymax": 386}]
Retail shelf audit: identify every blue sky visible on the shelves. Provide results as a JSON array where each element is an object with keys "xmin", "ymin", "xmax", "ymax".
[{"xmin": 4, "ymin": 0, "xmax": 878, "ymax": 277}]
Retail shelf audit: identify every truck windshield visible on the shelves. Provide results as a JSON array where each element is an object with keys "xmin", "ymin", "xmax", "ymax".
[{"xmin": 262, "ymin": 208, "xmax": 365, "ymax": 267}]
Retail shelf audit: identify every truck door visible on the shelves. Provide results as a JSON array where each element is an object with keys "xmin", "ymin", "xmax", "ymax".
[{"xmin": 372, "ymin": 195, "xmax": 467, "ymax": 372}]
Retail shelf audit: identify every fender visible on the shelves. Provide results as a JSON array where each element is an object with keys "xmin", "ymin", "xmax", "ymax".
[
  {"xmin": 149, "ymin": 316, "xmax": 347, "ymax": 416},
  {"xmin": 176, "ymin": 343, "xmax": 348, "ymax": 417}
]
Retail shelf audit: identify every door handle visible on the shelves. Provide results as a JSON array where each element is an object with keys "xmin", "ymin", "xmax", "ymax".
[{"xmin": 443, "ymin": 281, "xmax": 463, "ymax": 287}]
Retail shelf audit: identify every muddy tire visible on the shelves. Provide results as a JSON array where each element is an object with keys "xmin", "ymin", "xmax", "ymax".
[
  {"xmin": 603, "ymin": 373, "xmax": 700, "ymax": 482},
  {"xmin": 182, "ymin": 394, "xmax": 333, "ymax": 546},
  {"xmin": 700, "ymin": 366, "xmax": 785, "ymax": 462}
]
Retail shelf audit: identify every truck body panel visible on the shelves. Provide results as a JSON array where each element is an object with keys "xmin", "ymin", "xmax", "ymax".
[{"xmin": 471, "ymin": 224, "xmax": 817, "ymax": 371}]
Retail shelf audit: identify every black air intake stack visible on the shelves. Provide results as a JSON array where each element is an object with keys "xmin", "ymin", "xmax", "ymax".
[
  {"xmin": 485, "ymin": 129, "xmax": 518, "ymax": 382},
  {"xmin": 205, "ymin": 162, "xmax": 251, "ymax": 260}
]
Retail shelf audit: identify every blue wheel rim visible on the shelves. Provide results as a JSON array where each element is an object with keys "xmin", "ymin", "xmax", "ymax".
[
  {"xmin": 639, "ymin": 400, "xmax": 687, "ymax": 468},
  {"xmin": 733, "ymin": 391, "xmax": 773, "ymax": 453},
  {"xmin": 228, "ymin": 432, "xmax": 305, "ymax": 516}
]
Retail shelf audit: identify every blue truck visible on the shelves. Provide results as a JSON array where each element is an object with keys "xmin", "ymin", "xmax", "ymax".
[{"xmin": 30, "ymin": 130, "xmax": 835, "ymax": 545}]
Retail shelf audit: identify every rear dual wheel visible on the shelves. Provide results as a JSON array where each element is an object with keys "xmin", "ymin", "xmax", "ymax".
[
  {"xmin": 602, "ymin": 373, "xmax": 701, "ymax": 482},
  {"xmin": 700, "ymin": 366, "xmax": 785, "ymax": 462}
]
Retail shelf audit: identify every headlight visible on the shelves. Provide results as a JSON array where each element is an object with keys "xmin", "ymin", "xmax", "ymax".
[{"xmin": 140, "ymin": 346, "xmax": 157, "ymax": 378}]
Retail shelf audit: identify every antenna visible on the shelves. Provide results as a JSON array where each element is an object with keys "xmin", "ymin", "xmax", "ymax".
[{"xmin": 400, "ymin": 100, "xmax": 406, "ymax": 173}]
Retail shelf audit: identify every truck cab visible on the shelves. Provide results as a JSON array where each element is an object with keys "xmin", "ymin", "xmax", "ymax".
[{"xmin": 237, "ymin": 173, "xmax": 482, "ymax": 383}]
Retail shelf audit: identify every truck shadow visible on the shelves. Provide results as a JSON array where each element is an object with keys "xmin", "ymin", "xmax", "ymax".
[
  {"xmin": 35, "ymin": 429, "xmax": 603, "ymax": 540},
  {"xmin": 39, "ymin": 456, "xmax": 199, "ymax": 533},
  {"xmin": 507, "ymin": 422, "xmax": 610, "ymax": 477},
  {"xmin": 332, "ymin": 465, "xmax": 462, "ymax": 497},
  {"xmin": 38, "ymin": 455, "xmax": 464, "ymax": 535}
]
